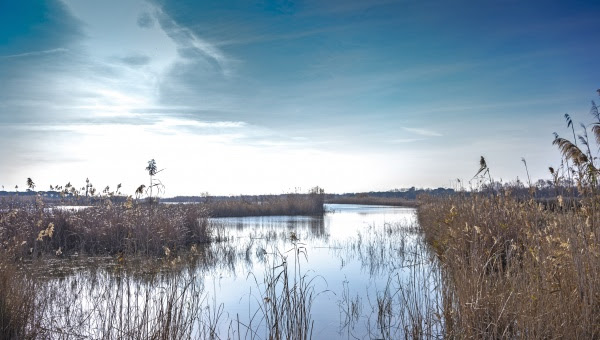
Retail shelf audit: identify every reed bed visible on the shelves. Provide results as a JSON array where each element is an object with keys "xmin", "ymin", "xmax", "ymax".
[
  {"xmin": 418, "ymin": 192, "xmax": 600, "ymax": 338},
  {"xmin": 204, "ymin": 193, "xmax": 325, "ymax": 217},
  {"xmin": 325, "ymin": 195, "xmax": 417, "ymax": 207},
  {"xmin": 0, "ymin": 237, "xmax": 324, "ymax": 339},
  {"xmin": 416, "ymin": 94, "xmax": 600, "ymax": 338},
  {"xmin": 0, "ymin": 260, "xmax": 225, "ymax": 340},
  {"xmin": 0, "ymin": 257, "xmax": 37, "ymax": 340},
  {"xmin": 0, "ymin": 198, "xmax": 211, "ymax": 257}
]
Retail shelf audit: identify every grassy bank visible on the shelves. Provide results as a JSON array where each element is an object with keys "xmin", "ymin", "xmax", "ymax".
[{"xmin": 0, "ymin": 216, "xmax": 324, "ymax": 339}]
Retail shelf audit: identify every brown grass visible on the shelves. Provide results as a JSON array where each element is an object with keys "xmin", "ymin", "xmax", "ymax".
[
  {"xmin": 243, "ymin": 241, "xmax": 319, "ymax": 340},
  {"xmin": 0, "ymin": 198, "xmax": 211, "ymax": 257},
  {"xmin": 418, "ymin": 192, "xmax": 600, "ymax": 338},
  {"xmin": 0, "ymin": 258, "xmax": 37, "ymax": 340},
  {"xmin": 0, "ymin": 259, "xmax": 225, "ymax": 339},
  {"xmin": 415, "ymin": 93, "xmax": 600, "ymax": 338},
  {"xmin": 204, "ymin": 193, "xmax": 325, "ymax": 217},
  {"xmin": 326, "ymin": 195, "xmax": 417, "ymax": 207}
]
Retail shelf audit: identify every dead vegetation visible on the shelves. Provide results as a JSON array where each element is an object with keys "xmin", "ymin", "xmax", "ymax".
[{"xmin": 0, "ymin": 199, "xmax": 211, "ymax": 258}]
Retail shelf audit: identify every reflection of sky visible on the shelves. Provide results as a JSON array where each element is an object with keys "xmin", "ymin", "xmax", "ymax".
[
  {"xmin": 215, "ymin": 204, "xmax": 416, "ymax": 243},
  {"xmin": 2, "ymin": 1, "xmax": 600, "ymax": 195},
  {"xmin": 203, "ymin": 204, "xmax": 436, "ymax": 338},
  {"xmin": 35, "ymin": 204, "xmax": 440, "ymax": 338}
]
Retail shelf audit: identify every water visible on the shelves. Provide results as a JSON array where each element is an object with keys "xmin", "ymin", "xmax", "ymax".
[
  {"xmin": 31, "ymin": 204, "xmax": 443, "ymax": 339},
  {"xmin": 53, "ymin": 205, "xmax": 92, "ymax": 211}
]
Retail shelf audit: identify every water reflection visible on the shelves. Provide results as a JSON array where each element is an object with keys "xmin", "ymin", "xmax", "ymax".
[
  {"xmin": 217, "ymin": 215, "xmax": 326, "ymax": 239},
  {"xmin": 29, "ymin": 204, "xmax": 443, "ymax": 339}
]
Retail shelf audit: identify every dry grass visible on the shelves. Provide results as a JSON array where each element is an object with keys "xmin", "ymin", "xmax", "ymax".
[
  {"xmin": 326, "ymin": 195, "xmax": 417, "ymax": 207},
  {"xmin": 241, "ymin": 239, "xmax": 321, "ymax": 340},
  {"xmin": 0, "ymin": 198, "xmax": 211, "ymax": 257},
  {"xmin": 0, "ymin": 192, "xmax": 216, "ymax": 338},
  {"xmin": 418, "ymin": 192, "xmax": 600, "ymax": 338},
  {"xmin": 0, "ymin": 189, "xmax": 326, "ymax": 339},
  {"xmin": 0, "ymin": 258, "xmax": 37, "ymax": 340},
  {"xmin": 0, "ymin": 262, "xmax": 224, "ymax": 339},
  {"xmin": 416, "ymin": 93, "xmax": 600, "ymax": 338},
  {"xmin": 204, "ymin": 193, "xmax": 325, "ymax": 217}
]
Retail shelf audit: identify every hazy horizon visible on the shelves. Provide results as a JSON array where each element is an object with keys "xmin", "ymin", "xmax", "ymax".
[{"xmin": 2, "ymin": 0, "xmax": 600, "ymax": 196}]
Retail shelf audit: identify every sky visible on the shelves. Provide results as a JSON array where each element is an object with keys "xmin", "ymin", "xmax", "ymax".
[{"xmin": 1, "ymin": 0, "xmax": 599, "ymax": 196}]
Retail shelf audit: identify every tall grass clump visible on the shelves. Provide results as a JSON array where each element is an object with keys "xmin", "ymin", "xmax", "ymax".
[
  {"xmin": 0, "ymin": 197, "xmax": 213, "ymax": 338},
  {"xmin": 0, "ymin": 196, "xmax": 211, "ymax": 257},
  {"xmin": 0, "ymin": 257, "xmax": 37, "ymax": 340},
  {"xmin": 0, "ymin": 263, "xmax": 228, "ymax": 339},
  {"xmin": 417, "ymin": 92, "xmax": 600, "ymax": 338},
  {"xmin": 241, "ymin": 236, "xmax": 323, "ymax": 340},
  {"xmin": 325, "ymin": 195, "xmax": 417, "ymax": 207},
  {"xmin": 205, "ymin": 187, "xmax": 325, "ymax": 217}
]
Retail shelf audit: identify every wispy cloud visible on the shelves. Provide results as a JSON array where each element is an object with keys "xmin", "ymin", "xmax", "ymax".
[
  {"xmin": 155, "ymin": 9, "xmax": 234, "ymax": 77},
  {"xmin": 390, "ymin": 138, "xmax": 424, "ymax": 144},
  {"xmin": 117, "ymin": 53, "xmax": 151, "ymax": 66},
  {"xmin": 0, "ymin": 48, "xmax": 68, "ymax": 59},
  {"xmin": 402, "ymin": 127, "xmax": 443, "ymax": 137},
  {"xmin": 214, "ymin": 24, "xmax": 353, "ymax": 47},
  {"xmin": 301, "ymin": 0, "xmax": 400, "ymax": 17},
  {"xmin": 7, "ymin": 117, "xmax": 247, "ymax": 134},
  {"xmin": 158, "ymin": 118, "xmax": 246, "ymax": 129}
]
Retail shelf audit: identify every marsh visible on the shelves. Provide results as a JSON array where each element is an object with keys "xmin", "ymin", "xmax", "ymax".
[{"xmin": 10, "ymin": 204, "xmax": 442, "ymax": 339}]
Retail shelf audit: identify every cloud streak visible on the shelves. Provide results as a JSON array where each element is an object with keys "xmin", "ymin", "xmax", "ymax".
[
  {"xmin": 390, "ymin": 138, "xmax": 424, "ymax": 144},
  {"xmin": 402, "ymin": 127, "xmax": 443, "ymax": 137},
  {"xmin": 154, "ymin": 9, "xmax": 234, "ymax": 77},
  {"xmin": 0, "ymin": 48, "xmax": 68, "ymax": 59}
]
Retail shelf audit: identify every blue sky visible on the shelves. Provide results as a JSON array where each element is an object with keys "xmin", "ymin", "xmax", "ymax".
[{"xmin": 1, "ymin": 0, "xmax": 599, "ymax": 196}]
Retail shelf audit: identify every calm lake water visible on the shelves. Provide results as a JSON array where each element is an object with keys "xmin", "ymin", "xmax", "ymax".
[{"xmin": 32, "ymin": 204, "xmax": 443, "ymax": 339}]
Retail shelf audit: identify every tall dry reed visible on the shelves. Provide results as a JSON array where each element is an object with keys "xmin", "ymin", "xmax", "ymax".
[
  {"xmin": 204, "ymin": 193, "xmax": 325, "ymax": 218},
  {"xmin": 0, "ymin": 199, "xmax": 211, "ymax": 257},
  {"xmin": 0, "ymin": 258, "xmax": 37, "ymax": 340},
  {"xmin": 418, "ymin": 192, "xmax": 600, "ymax": 338},
  {"xmin": 417, "ymin": 91, "xmax": 600, "ymax": 338}
]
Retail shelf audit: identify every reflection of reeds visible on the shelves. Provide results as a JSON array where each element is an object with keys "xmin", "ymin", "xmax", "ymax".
[
  {"xmin": 336, "ymin": 221, "xmax": 444, "ymax": 339},
  {"xmin": 2, "ymin": 265, "xmax": 226, "ymax": 339},
  {"xmin": 243, "ymin": 240, "xmax": 323, "ymax": 340},
  {"xmin": 2, "ymin": 195, "xmax": 442, "ymax": 338},
  {"xmin": 339, "ymin": 279, "xmax": 362, "ymax": 333}
]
